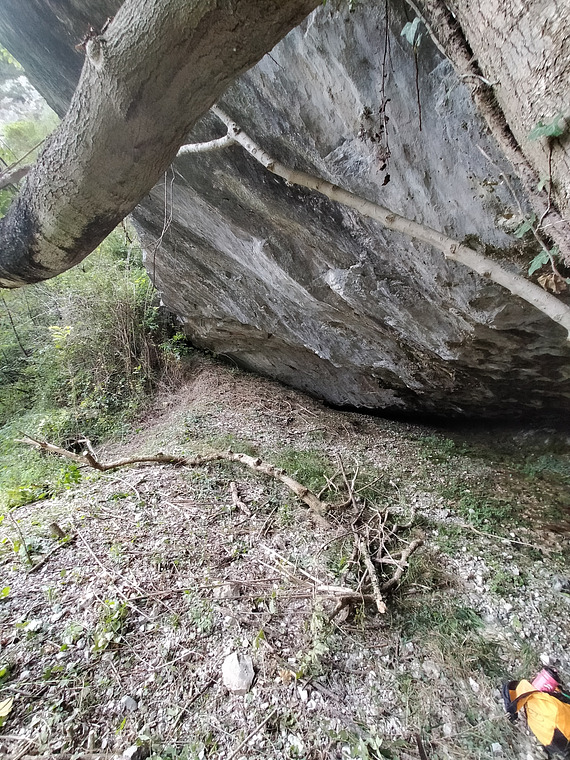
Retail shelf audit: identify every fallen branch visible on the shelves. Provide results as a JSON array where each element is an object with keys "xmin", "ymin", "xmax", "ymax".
[
  {"xmin": 380, "ymin": 538, "xmax": 424, "ymax": 593},
  {"xmin": 16, "ymin": 434, "xmax": 185, "ymax": 470},
  {"xmin": 357, "ymin": 529, "xmax": 387, "ymax": 614},
  {"xmin": 179, "ymin": 108, "xmax": 570, "ymax": 341},
  {"xmin": 226, "ymin": 709, "xmax": 278, "ymax": 760},
  {"xmin": 28, "ymin": 533, "xmax": 76, "ymax": 575},
  {"xmin": 17, "ymin": 435, "xmax": 329, "ymax": 517},
  {"xmin": 171, "ymin": 678, "xmax": 215, "ymax": 731},
  {"xmin": 229, "ymin": 481, "xmax": 252, "ymax": 516}
]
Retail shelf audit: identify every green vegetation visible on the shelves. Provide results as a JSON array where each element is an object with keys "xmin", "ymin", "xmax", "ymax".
[
  {"xmin": 528, "ymin": 114, "xmax": 567, "ymax": 141},
  {"xmin": 397, "ymin": 599, "xmax": 503, "ymax": 678},
  {"xmin": 0, "ymin": 109, "xmax": 59, "ymax": 215},
  {"xmin": 272, "ymin": 447, "xmax": 334, "ymax": 493},
  {"xmin": 0, "ymin": 229, "xmax": 186, "ymax": 510},
  {"xmin": 92, "ymin": 599, "xmax": 128, "ymax": 654},
  {"xmin": 0, "ymin": 90, "xmax": 185, "ymax": 511}
]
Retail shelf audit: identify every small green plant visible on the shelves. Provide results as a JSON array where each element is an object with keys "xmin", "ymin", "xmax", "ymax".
[
  {"xmin": 528, "ymin": 114, "xmax": 566, "ymax": 141},
  {"xmin": 62, "ymin": 621, "xmax": 84, "ymax": 647},
  {"xmin": 514, "ymin": 212, "xmax": 537, "ymax": 239},
  {"xmin": 92, "ymin": 599, "xmax": 128, "ymax": 653},
  {"xmin": 401, "ymin": 17, "xmax": 422, "ymax": 49},
  {"xmin": 160, "ymin": 331, "xmax": 193, "ymax": 359},
  {"xmin": 0, "ymin": 663, "xmax": 10, "ymax": 684},
  {"xmin": 108, "ymin": 543, "xmax": 125, "ymax": 565},
  {"xmin": 296, "ymin": 607, "xmax": 331, "ymax": 677},
  {"xmin": 43, "ymin": 585, "xmax": 58, "ymax": 605},
  {"xmin": 184, "ymin": 591, "xmax": 214, "ymax": 636},
  {"xmin": 57, "ymin": 463, "xmax": 82, "ymax": 489},
  {"xmin": 488, "ymin": 566, "xmax": 526, "ymax": 595}
]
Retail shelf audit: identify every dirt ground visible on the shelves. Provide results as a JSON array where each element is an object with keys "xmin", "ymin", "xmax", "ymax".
[{"xmin": 1, "ymin": 356, "xmax": 569, "ymax": 760}]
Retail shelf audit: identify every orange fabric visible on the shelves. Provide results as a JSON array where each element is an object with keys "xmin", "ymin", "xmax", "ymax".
[{"xmin": 508, "ymin": 679, "xmax": 570, "ymax": 752}]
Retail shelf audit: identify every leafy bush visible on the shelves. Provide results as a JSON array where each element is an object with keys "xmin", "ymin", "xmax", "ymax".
[{"xmin": 0, "ymin": 228, "xmax": 183, "ymax": 506}]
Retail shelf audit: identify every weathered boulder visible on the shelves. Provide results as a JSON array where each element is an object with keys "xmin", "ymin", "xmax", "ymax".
[
  {"xmin": 134, "ymin": 1, "xmax": 570, "ymax": 419},
  {"xmin": 0, "ymin": 0, "xmax": 568, "ymax": 419}
]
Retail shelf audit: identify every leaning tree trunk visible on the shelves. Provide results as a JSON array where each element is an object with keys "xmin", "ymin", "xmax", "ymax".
[
  {"xmin": 0, "ymin": 0, "xmax": 320, "ymax": 288},
  {"xmin": 420, "ymin": 0, "xmax": 570, "ymax": 262}
]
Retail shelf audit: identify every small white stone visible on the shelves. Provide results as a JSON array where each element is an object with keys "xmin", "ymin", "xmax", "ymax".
[
  {"xmin": 422, "ymin": 660, "xmax": 440, "ymax": 680},
  {"xmin": 222, "ymin": 652, "xmax": 254, "ymax": 695},
  {"xmin": 469, "ymin": 678, "xmax": 480, "ymax": 694},
  {"xmin": 119, "ymin": 695, "xmax": 138, "ymax": 713},
  {"xmin": 122, "ymin": 745, "xmax": 143, "ymax": 760},
  {"xmin": 213, "ymin": 582, "xmax": 241, "ymax": 600},
  {"xmin": 288, "ymin": 735, "xmax": 304, "ymax": 753},
  {"xmin": 443, "ymin": 723, "xmax": 453, "ymax": 737},
  {"xmin": 491, "ymin": 742, "xmax": 503, "ymax": 754},
  {"xmin": 540, "ymin": 653, "xmax": 550, "ymax": 666}
]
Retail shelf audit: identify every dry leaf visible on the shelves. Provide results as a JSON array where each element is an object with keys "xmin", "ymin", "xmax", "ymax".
[
  {"xmin": 0, "ymin": 696, "xmax": 14, "ymax": 726},
  {"xmin": 537, "ymin": 273, "xmax": 567, "ymax": 294},
  {"xmin": 279, "ymin": 668, "xmax": 295, "ymax": 685}
]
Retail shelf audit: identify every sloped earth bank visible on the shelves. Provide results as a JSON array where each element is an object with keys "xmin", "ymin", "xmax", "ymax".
[{"xmin": 1, "ymin": 357, "xmax": 569, "ymax": 760}]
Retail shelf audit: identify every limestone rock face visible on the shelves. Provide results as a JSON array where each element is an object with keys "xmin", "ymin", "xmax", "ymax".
[
  {"xmin": 134, "ymin": 2, "xmax": 569, "ymax": 419},
  {"xmin": 0, "ymin": 0, "xmax": 568, "ymax": 419}
]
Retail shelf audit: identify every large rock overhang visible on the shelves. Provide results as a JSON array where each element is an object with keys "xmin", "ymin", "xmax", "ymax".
[
  {"xmin": 133, "ymin": 2, "xmax": 569, "ymax": 419},
  {"xmin": 1, "ymin": 0, "xmax": 568, "ymax": 420}
]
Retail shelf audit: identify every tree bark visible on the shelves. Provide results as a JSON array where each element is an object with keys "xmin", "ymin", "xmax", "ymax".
[
  {"xmin": 421, "ymin": 0, "xmax": 570, "ymax": 248},
  {"xmin": 0, "ymin": 0, "xmax": 320, "ymax": 288}
]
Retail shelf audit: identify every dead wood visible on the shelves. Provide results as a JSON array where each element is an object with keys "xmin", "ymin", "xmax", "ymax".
[
  {"xmin": 356, "ymin": 529, "xmax": 387, "ymax": 614},
  {"xmin": 229, "ymin": 481, "xmax": 252, "ymax": 517},
  {"xmin": 380, "ymin": 538, "xmax": 424, "ymax": 593},
  {"xmin": 17, "ymin": 435, "xmax": 329, "ymax": 518}
]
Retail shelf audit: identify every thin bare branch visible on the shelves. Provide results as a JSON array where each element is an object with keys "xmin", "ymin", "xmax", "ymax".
[
  {"xmin": 178, "ymin": 133, "xmax": 236, "ymax": 154},
  {"xmin": 229, "ymin": 481, "xmax": 252, "ymax": 516},
  {"xmin": 380, "ymin": 538, "xmax": 424, "ymax": 592},
  {"xmin": 209, "ymin": 107, "xmax": 570, "ymax": 341},
  {"xmin": 356, "ymin": 529, "xmax": 387, "ymax": 613}
]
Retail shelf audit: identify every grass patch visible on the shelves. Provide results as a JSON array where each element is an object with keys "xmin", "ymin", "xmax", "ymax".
[
  {"xmin": 204, "ymin": 433, "xmax": 259, "ymax": 456},
  {"xmin": 397, "ymin": 599, "xmax": 504, "ymax": 679},
  {"xmin": 272, "ymin": 447, "xmax": 334, "ymax": 493},
  {"xmin": 456, "ymin": 493, "xmax": 515, "ymax": 527}
]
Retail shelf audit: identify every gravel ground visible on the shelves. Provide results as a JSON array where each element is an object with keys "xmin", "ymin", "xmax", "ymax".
[{"xmin": 1, "ymin": 358, "xmax": 569, "ymax": 760}]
